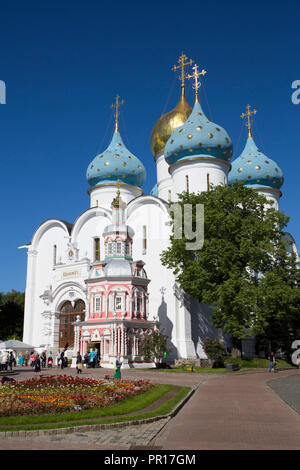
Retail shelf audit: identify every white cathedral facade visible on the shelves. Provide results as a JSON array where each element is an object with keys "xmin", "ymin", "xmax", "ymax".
[{"xmin": 21, "ymin": 57, "xmax": 298, "ymax": 366}]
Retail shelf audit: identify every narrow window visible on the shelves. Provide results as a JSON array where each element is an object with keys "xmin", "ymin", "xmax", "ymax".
[
  {"xmin": 53, "ymin": 245, "xmax": 57, "ymax": 265},
  {"xmin": 95, "ymin": 296, "xmax": 101, "ymax": 312},
  {"xmin": 185, "ymin": 175, "xmax": 189, "ymax": 193},
  {"xmin": 125, "ymin": 242, "xmax": 130, "ymax": 256},
  {"xmin": 168, "ymin": 190, "xmax": 172, "ymax": 202},
  {"xmin": 142, "ymin": 226, "xmax": 147, "ymax": 254},
  {"xmin": 115, "ymin": 296, "xmax": 122, "ymax": 311},
  {"xmin": 116, "ymin": 242, "xmax": 122, "ymax": 254},
  {"xmin": 94, "ymin": 238, "xmax": 100, "ymax": 262},
  {"xmin": 207, "ymin": 173, "xmax": 210, "ymax": 191},
  {"xmin": 108, "ymin": 242, "xmax": 112, "ymax": 255}
]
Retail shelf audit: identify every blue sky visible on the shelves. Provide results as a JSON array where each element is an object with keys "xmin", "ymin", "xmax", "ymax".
[{"xmin": 1, "ymin": 0, "xmax": 300, "ymax": 292}]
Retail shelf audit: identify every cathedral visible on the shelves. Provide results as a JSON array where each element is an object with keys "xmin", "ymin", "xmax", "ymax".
[{"xmin": 21, "ymin": 54, "xmax": 298, "ymax": 367}]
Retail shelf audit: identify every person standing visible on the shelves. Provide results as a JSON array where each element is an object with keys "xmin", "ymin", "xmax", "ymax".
[
  {"xmin": 47, "ymin": 352, "xmax": 53, "ymax": 368},
  {"xmin": 269, "ymin": 351, "xmax": 277, "ymax": 373},
  {"xmin": 113, "ymin": 357, "xmax": 122, "ymax": 379},
  {"xmin": 76, "ymin": 351, "xmax": 83, "ymax": 374},
  {"xmin": 9, "ymin": 351, "xmax": 14, "ymax": 371},
  {"xmin": 24, "ymin": 351, "xmax": 29, "ymax": 367},
  {"xmin": 41, "ymin": 351, "xmax": 46, "ymax": 368},
  {"xmin": 18, "ymin": 353, "xmax": 24, "ymax": 367},
  {"xmin": 83, "ymin": 352, "xmax": 89, "ymax": 368},
  {"xmin": 60, "ymin": 350, "xmax": 65, "ymax": 370},
  {"xmin": 296, "ymin": 354, "xmax": 300, "ymax": 371},
  {"xmin": 34, "ymin": 354, "xmax": 41, "ymax": 375},
  {"xmin": 88, "ymin": 349, "xmax": 95, "ymax": 368}
]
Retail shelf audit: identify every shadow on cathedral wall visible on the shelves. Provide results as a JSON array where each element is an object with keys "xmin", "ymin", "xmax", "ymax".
[
  {"xmin": 157, "ymin": 292, "xmax": 178, "ymax": 360},
  {"xmin": 189, "ymin": 297, "xmax": 232, "ymax": 357}
]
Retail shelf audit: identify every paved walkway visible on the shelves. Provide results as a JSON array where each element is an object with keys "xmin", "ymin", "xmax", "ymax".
[
  {"xmin": 151, "ymin": 370, "xmax": 300, "ymax": 450},
  {"xmin": 1, "ymin": 367, "xmax": 300, "ymax": 450}
]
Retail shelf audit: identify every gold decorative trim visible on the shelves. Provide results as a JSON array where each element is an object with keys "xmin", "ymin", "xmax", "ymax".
[
  {"xmin": 88, "ymin": 182, "xmax": 144, "ymax": 195},
  {"xmin": 168, "ymin": 156, "xmax": 231, "ymax": 173}
]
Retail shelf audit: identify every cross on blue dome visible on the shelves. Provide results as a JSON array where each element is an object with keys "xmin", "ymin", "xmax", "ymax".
[
  {"xmin": 228, "ymin": 135, "xmax": 284, "ymax": 190},
  {"xmin": 164, "ymin": 99, "xmax": 233, "ymax": 166},
  {"xmin": 86, "ymin": 128, "xmax": 146, "ymax": 188}
]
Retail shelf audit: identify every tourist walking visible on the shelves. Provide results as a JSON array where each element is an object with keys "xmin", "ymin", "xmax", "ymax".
[
  {"xmin": 18, "ymin": 353, "xmax": 24, "ymax": 367},
  {"xmin": 47, "ymin": 352, "xmax": 53, "ymax": 368},
  {"xmin": 296, "ymin": 354, "xmax": 300, "ymax": 371},
  {"xmin": 89, "ymin": 349, "xmax": 96, "ymax": 368},
  {"xmin": 30, "ymin": 351, "xmax": 36, "ymax": 368},
  {"xmin": 34, "ymin": 354, "xmax": 41, "ymax": 375},
  {"xmin": 9, "ymin": 351, "xmax": 14, "ymax": 371},
  {"xmin": 83, "ymin": 352, "xmax": 89, "ymax": 368},
  {"xmin": 1, "ymin": 350, "xmax": 9, "ymax": 371},
  {"xmin": 113, "ymin": 357, "xmax": 122, "ymax": 379},
  {"xmin": 269, "ymin": 351, "xmax": 277, "ymax": 373},
  {"xmin": 41, "ymin": 351, "xmax": 46, "ymax": 368},
  {"xmin": 76, "ymin": 351, "xmax": 83, "ymax": 374},
  {"xmin": 24, "ymin": 351, "xmax": 29, "ymax": 367},
  {"xmin": 60, "ymin": 350, "xmax": 65, "ymax": 369}
]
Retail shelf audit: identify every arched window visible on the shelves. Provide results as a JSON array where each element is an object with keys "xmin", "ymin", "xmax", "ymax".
[
  {"xmin": 142, "ymin": 226, "xmax": 147, "ymax": 254},
  {"xmin": 59, "ymin": 300, "xmax": 85, "ymax": 349},
  {"xmin": 185, "ymin": 175, "xmax": 189, "ymax": 193},
  {"xmin": 53, "ymin": 245, "xmax": 57, "ymax": 265},
  {"xmin": 94, "ymin": 238, "xmax": 100, "ymax": 262},
  {"xmin": 207, "ymin": 173, "xmax": 210, "ymax": 191}
]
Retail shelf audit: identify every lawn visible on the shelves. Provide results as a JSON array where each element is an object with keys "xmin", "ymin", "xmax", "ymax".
[{"xmin": 140, "ymin": 357, "xmax": 295, "ymax": 373}]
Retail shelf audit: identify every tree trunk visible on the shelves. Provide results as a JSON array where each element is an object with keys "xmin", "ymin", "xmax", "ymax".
[{"xmin": 231, "ymin": 337, "xmax": 242, "ymax": 357}]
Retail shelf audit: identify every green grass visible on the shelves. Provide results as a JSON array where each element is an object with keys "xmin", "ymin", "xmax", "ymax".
[
  {"xmin": 0, "ymin": 384, "xmax": 191, "ymax": 432},
  {"xmin": 137, "ymin": 357, "xmax": 295, "ymax": 373}
]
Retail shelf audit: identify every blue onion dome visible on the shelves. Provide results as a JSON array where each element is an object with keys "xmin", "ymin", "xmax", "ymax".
[
  {"xmin": 228, "ymin": 136, "xmax": 284, "ymax": 190},
  {"xmin": 150, "ymin": 183, "xmax": 158, "ymax": 197},
  {"xmin": 87, "ymin": 129, "xmax": 146, "ymax": 188},
  {"xmin": 164, "ymin": 99, "xmax": 233, "ymax": 166}
]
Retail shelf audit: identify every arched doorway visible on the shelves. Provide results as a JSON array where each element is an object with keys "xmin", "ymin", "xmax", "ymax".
[{"xmin": 59, "ymin": 300, "xmax": 85, "ymax": 349}]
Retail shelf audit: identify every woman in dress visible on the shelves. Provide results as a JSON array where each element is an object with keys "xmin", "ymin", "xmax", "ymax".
[
  {"xmin": 18, "ymin": 353, "xmax": 24, "ymax": 367},
  {"xmin": 113, "ymin": 357, "xmax": 122, "ymax": 379}
]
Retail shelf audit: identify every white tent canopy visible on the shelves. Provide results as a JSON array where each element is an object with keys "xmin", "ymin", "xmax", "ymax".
[{"xmin": 0, "ymin": 340, "xmax": 35, "ymax": 351}]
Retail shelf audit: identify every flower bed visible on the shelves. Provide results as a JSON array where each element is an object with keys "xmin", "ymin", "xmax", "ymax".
[{"xmin": 0, "ymin": 375, "xmax": 153, "ymax": 417}]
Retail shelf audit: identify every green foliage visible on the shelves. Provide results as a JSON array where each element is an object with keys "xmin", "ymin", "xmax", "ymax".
[
  {"xmin": 0, "ymin": 290, "xmax": 25, "ymax": 341},
  {"xmin": 203, "ymin": 337, "xmax": 225, "ymax": 359},
  {"xmin": 161, "ymin": 182, "xmax": 300, "ymax": 352},
  {"xmin": 140, "ymin": 328, "xmax": 171, "ymax": 364}
]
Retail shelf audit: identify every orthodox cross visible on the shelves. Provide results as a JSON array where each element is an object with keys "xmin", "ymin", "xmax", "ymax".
[
  {"xmin": 241, "ymin": 104, "xmax": 257, "ymax": 138},
  {"xmin": 187, "ymin": 63, "xmax": 207, "ymax": 102},
  {"xmin": 112, "ymin": 179, "xmax": 122, "ymax": 207},
  {"xmin": 172, "ymin": 53, "xmax": 193, "ymax": 88},
  {"xmin": 111, "ymin": 95, "xmax": 124, "ymax": 131}
]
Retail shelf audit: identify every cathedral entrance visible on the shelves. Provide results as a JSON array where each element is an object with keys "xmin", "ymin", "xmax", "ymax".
[{"xmin": 59, "ymin": 300, "xmax": 85, "ymax": 349}]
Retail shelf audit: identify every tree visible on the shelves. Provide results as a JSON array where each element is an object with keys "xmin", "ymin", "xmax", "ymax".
[
  {"xmin": 203, "ymin": 337, "xmax": 225, "ymax": 361},
  {"xmin": 140, "ymin": 328, "xmax": 171, "ymax": 367},
  {"xmin": 0, "ymin": 290, "xmax": 25, "ymax": 341},
  {"xmin": 161, "ymin": 182, "xmax": 300, "ymax": 356}
]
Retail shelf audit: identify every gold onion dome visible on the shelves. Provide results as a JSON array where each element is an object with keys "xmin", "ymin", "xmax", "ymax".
[{"xmin": 150, "ymin": 88, "xmax": 192, "ymax": 158}]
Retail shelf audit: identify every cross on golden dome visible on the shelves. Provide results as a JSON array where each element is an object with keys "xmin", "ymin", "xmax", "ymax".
[
  {"xmin": 172, "ymin": 53, "xmax": 193, "ymax": 89},
  {"xmin": 187, "ymin": 63, "xmax": 207, "ymax": 102},
  {"xmin": 241, "ymin": 104, "xmax": 257, "ymax": 138},
  {"xmin": 111, "ymin": 95, "xmax": 125, "ymax": 131}
]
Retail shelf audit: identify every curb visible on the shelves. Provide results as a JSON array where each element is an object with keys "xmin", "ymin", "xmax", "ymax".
[{"xmin": 0, "ymin": 386, "xmax": 196, "ymax": 439}]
